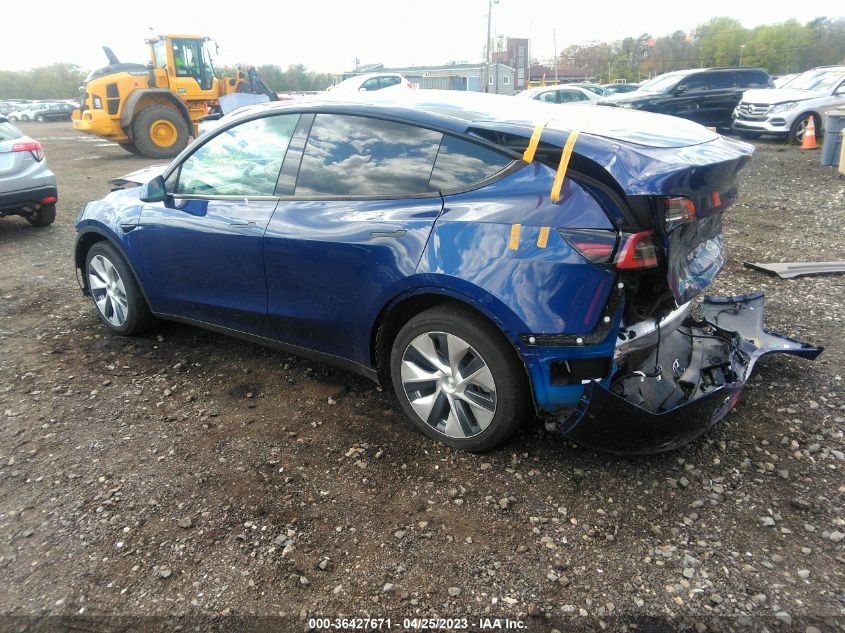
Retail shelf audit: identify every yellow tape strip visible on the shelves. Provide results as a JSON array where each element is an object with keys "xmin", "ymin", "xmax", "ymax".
[
  {"xmin": 537, "ymin": 226, "xmax": 550, "ymax": 248},
  {"xmin": 522, "ymin": 123, "xmax": 545, "ymax": 163},
  {"xmin": 550, "ymin": 131, "xmax": 580, "ymax": 202},
  {"xmin": 508, "ymin": 224, "xmax": 521, "ymax": 250}
]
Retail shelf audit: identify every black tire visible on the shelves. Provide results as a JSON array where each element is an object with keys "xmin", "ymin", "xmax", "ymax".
[
  {"xmin": 131, "ymin": 105, "xmax": 190, "ymax": 159},
  {"xmin": 118, "ymin": 142, "xmax": 143, "ymax": 156},
  {"xmin": 84, "ymin": 241, "xmax": 157, "ymax": 335},
  {"xmin": 737, "ymin": 131, "xmax": 762, "ymax": 140},
  {"xmin": 20, "ymin": 115, "xmax": 29, "ymax": 121},
  {"xmin": 787, "ymin": 113, "xmax": 820, "ymax": 145},
  {"xmin": 35, "ymin": 114, "xmax": 45, "ymax": 122},
  {"xmin": 389, "ymin": 303, "xmax": 531, "ymax": 452},
  {"xmin": 26, "ymin": 203, "xmax": 56, "ymax": 227}
]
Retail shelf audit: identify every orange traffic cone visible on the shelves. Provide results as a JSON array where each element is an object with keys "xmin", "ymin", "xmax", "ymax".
[{"xmin": 800, "ymin": 116, "xmax": 818, "ymax": 150}]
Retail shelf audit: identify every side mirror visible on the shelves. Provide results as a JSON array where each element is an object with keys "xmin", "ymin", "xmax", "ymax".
[
  {"xmin": 140, "ymin": 175, "xmax": 168, "ymax": 203},
  {"xmin": 673, "ymin": 85, "xmax": 688, "ymax": 95}
]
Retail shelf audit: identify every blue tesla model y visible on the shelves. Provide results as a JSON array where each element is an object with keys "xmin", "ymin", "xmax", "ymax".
[{"xmin": 74, "ymin": 91, "xmax": 820, "ymax": 454}]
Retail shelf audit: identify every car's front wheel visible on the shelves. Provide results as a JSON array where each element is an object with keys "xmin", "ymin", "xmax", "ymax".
[
  {"xmin": 85, "ymin": 242, "xmax": 156, "ymax": 335},
  {"xmin": 390, "ymin": 304, "xmax": 531, "ymax": 452},
  {"xmin": 788, "ymin": 113, "xmax": 820, "ymax": 145},
  {"xmin": 35, "ymin": 114, "xmax": 45, "ymax": 122}
]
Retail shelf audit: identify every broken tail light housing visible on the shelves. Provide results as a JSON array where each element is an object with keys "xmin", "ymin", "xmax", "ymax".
[
  {"xmin": 614, "ymin": 231, "xmax": 659, "ymax": 269},
  {"xmin": 559, "ymin": 228, "xmax": 659, "ymax": 270},
  {"xmin": 664, "ymin": 196, "xmax": 696, "ymax": 231},
  {"xmin": 11, "ymin": 140, "xmax": 44, "ymax": 162}
]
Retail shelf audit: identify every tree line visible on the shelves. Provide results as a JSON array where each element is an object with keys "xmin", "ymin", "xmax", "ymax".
[
  {"xmin": 554, "ymin": 16, "xmax": 845, "ymax": 83},
  {"xmin": 0, "ymin": 63, "xmax": 336, "ymax": 100}
]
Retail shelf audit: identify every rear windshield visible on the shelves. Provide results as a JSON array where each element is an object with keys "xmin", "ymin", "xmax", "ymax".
[{"xmin": 0, "ymin": 121, "xmax": 23, "ymax": 142}]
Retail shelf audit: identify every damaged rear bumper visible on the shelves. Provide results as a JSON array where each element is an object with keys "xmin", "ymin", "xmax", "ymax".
[{"xmin": 553, "ymin": 292, "xmax": 822, "ymax": 454}]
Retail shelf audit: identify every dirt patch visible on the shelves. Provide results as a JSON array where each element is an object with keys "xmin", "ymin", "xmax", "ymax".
[{"xmin": 0, "ymin": 122, "xmax": 843, "ymax": 631}]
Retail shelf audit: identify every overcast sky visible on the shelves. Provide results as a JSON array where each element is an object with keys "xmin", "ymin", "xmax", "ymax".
[{"xmin": 2, "ymin": 0, "xmax": 842, "ymax": 73}]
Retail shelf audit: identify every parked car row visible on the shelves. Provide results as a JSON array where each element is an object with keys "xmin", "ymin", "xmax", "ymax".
[{"xmin": 6, "ymin": 102, "xmax": 76, "ymax": 122}]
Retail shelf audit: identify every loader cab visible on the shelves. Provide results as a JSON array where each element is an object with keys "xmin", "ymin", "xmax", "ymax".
[{"xmin": 148, "ymin": 35, "xmax": 218, "ymax": 96}]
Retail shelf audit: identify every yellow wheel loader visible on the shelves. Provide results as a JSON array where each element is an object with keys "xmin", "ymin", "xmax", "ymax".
[{"xmin": 72, "ymin": 35, "xmax": 276, "ymax": 158}]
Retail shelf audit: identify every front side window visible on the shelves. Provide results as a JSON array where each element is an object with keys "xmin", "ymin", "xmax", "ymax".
[
  {"xmin": 538, "ymin": 91, "xmax": 557, "ymax": 103},
  {"xmin": 174, "ymin": 114, "xmax": 299, "ymax": 197},
  {"xmin": 680, "ymin": 74, "xmax": 710, "ymax": 93},
  {"xmin": 295, "ymin": 115, "xmax": 442, "ymax": 197},
  {"xmin": 429, "ymin": 135, "xmax": 511, "ymax": 191},
  {"xmin": 380, "ymin": 76, "xmax": 401, "ymax": 89},
  {"xmin": 171, "ymin": 39, "xmax": 211, "ymax": 89},
  {"xmin": 559, "ymin": 89, "xmax": 587, "ymax": 103}
]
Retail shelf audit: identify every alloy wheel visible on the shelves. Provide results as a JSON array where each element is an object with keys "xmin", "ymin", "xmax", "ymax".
[
  {"xmin": 88, "ymin": 254, "xmax": 129, "ymax": 327},
  {"xmin": 400, "ymin": 332, "xmax": 497, "ymax": 439}
]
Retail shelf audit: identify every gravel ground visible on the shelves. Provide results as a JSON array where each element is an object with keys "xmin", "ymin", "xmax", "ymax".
[{"xmin": 0, "ymin": 122, "xmax": 843, "ymax": 633}]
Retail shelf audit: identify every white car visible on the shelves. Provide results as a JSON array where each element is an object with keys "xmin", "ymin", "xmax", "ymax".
[
  {"xmin": 732, "ymin": 66, "xmax": 845, "ymax": 144},
  {"xmin": 327, "ymin": 73, "xmax": 415, "ymax": 93},
  {"xmin": 514, "ymin": 84, "xmax": 600, "ymax": 105},
  {"xmin": 7, "ymin": 103, "xmax": 55, "ymax": 122}
]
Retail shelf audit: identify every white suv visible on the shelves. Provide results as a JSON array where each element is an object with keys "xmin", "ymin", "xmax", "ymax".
[{"xmin": 731, "ymin": 66, "xmax": 845, "ymax": 144}]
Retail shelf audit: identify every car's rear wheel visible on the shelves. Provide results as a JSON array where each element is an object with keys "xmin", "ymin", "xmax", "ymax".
[
  {"xmin": 35, "ymin": 114, "xmax": 45, "ymax": 122},
  {"xmin": 85, "ymin": 242, "xmax": 156, "ymax": 335},
  {"xmin": 389, "ymin": 304, "xmax": 530, "ymax": 452},
  {"xmin": 21, "ymin": 115, "xmax": 29, "ymax": 121},
  {"xmin": 26, "ymin": 203, "xmax": 56, "ymax": 227},
  {"xmin": 788, "ymin": 113, "xmax": 820, "ymax": 145}
]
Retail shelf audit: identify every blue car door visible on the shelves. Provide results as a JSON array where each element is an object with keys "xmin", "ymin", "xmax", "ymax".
[
  {"xmin": 263, "ymin": 113, "xmax": 446, "ymax": 366},
  {"xmin": 136, "ymin": 113, "xmax": 300, "ymax": 338}
]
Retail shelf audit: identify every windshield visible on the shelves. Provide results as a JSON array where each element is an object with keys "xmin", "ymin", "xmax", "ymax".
[
  {"xmin": 783, "ymin": 68, "xmax": 845, "ymax": 92},
  {"xmin": 638, "ymin": 73, "xmax": 684, "ymax": 93}
]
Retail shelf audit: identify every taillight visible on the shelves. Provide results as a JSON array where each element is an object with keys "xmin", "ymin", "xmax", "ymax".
[
  {"xmin": 558, "ymin": 229, "xmax": 617, "ymax": 264},
  {"xmin": 11, "ymin": 140, "xmax": 44, "ymax": 162},
  {"xmin": 664, "ymin": 196, "xmax": 696, "ymax": 231},
  {"xmin": 614, "ymin": 231, "xmax": 659, "ymax": 269}
]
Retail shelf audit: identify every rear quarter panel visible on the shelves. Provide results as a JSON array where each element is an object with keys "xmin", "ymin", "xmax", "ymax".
[{"xmin": 417, "ymin": 163, "xmax": 616, "ymax": 340}]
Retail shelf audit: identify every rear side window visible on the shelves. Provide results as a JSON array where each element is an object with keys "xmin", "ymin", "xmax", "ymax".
[
  {"xmin": 429, "ymin": 135, "xmax": 511, "ymax": 191},
  {"xmin": 380, "ymin": 76, "xmax": 401, "ymax": 89},
  {"xmin": 0, "ymin": 121, "xmax": 22, "ymax": 142},
  {"xmin": 295, "ymin": 115, "xmax": 442, "ymax": 197},
  {"xmin": 737, "ymin": 70, "xmax": 771, "ymax": 87},
  {"xmin": 708, "ymin": 72, "xmax": 739, "ymax": 89}
]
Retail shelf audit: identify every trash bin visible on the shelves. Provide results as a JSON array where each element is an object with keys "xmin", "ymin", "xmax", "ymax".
[{"xmin": 821, "ymin": 109, "xmax": 845, "ymax": 166}]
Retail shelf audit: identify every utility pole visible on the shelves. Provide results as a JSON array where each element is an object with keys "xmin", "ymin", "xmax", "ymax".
[
  {"xmin": 483, "ymin": 0, "xmax": 493, "ymax": 93},
  {"xmin": 553, "ymin": 29, "xmax": 558, "ymax": 84}
]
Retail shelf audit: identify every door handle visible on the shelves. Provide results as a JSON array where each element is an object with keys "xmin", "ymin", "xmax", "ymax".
[
  {"xmin": 229, "ymin": 220, "xmax": 256, "ymax": 228},
  {"xmin": 369, "ymin": 229, "xmax": 406, "ymax": 239}
]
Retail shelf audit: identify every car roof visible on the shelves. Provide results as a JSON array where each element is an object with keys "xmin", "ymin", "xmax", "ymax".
[{"xmin": 219, "ymin": 89, "xmax": 643, "ymax": 140}]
